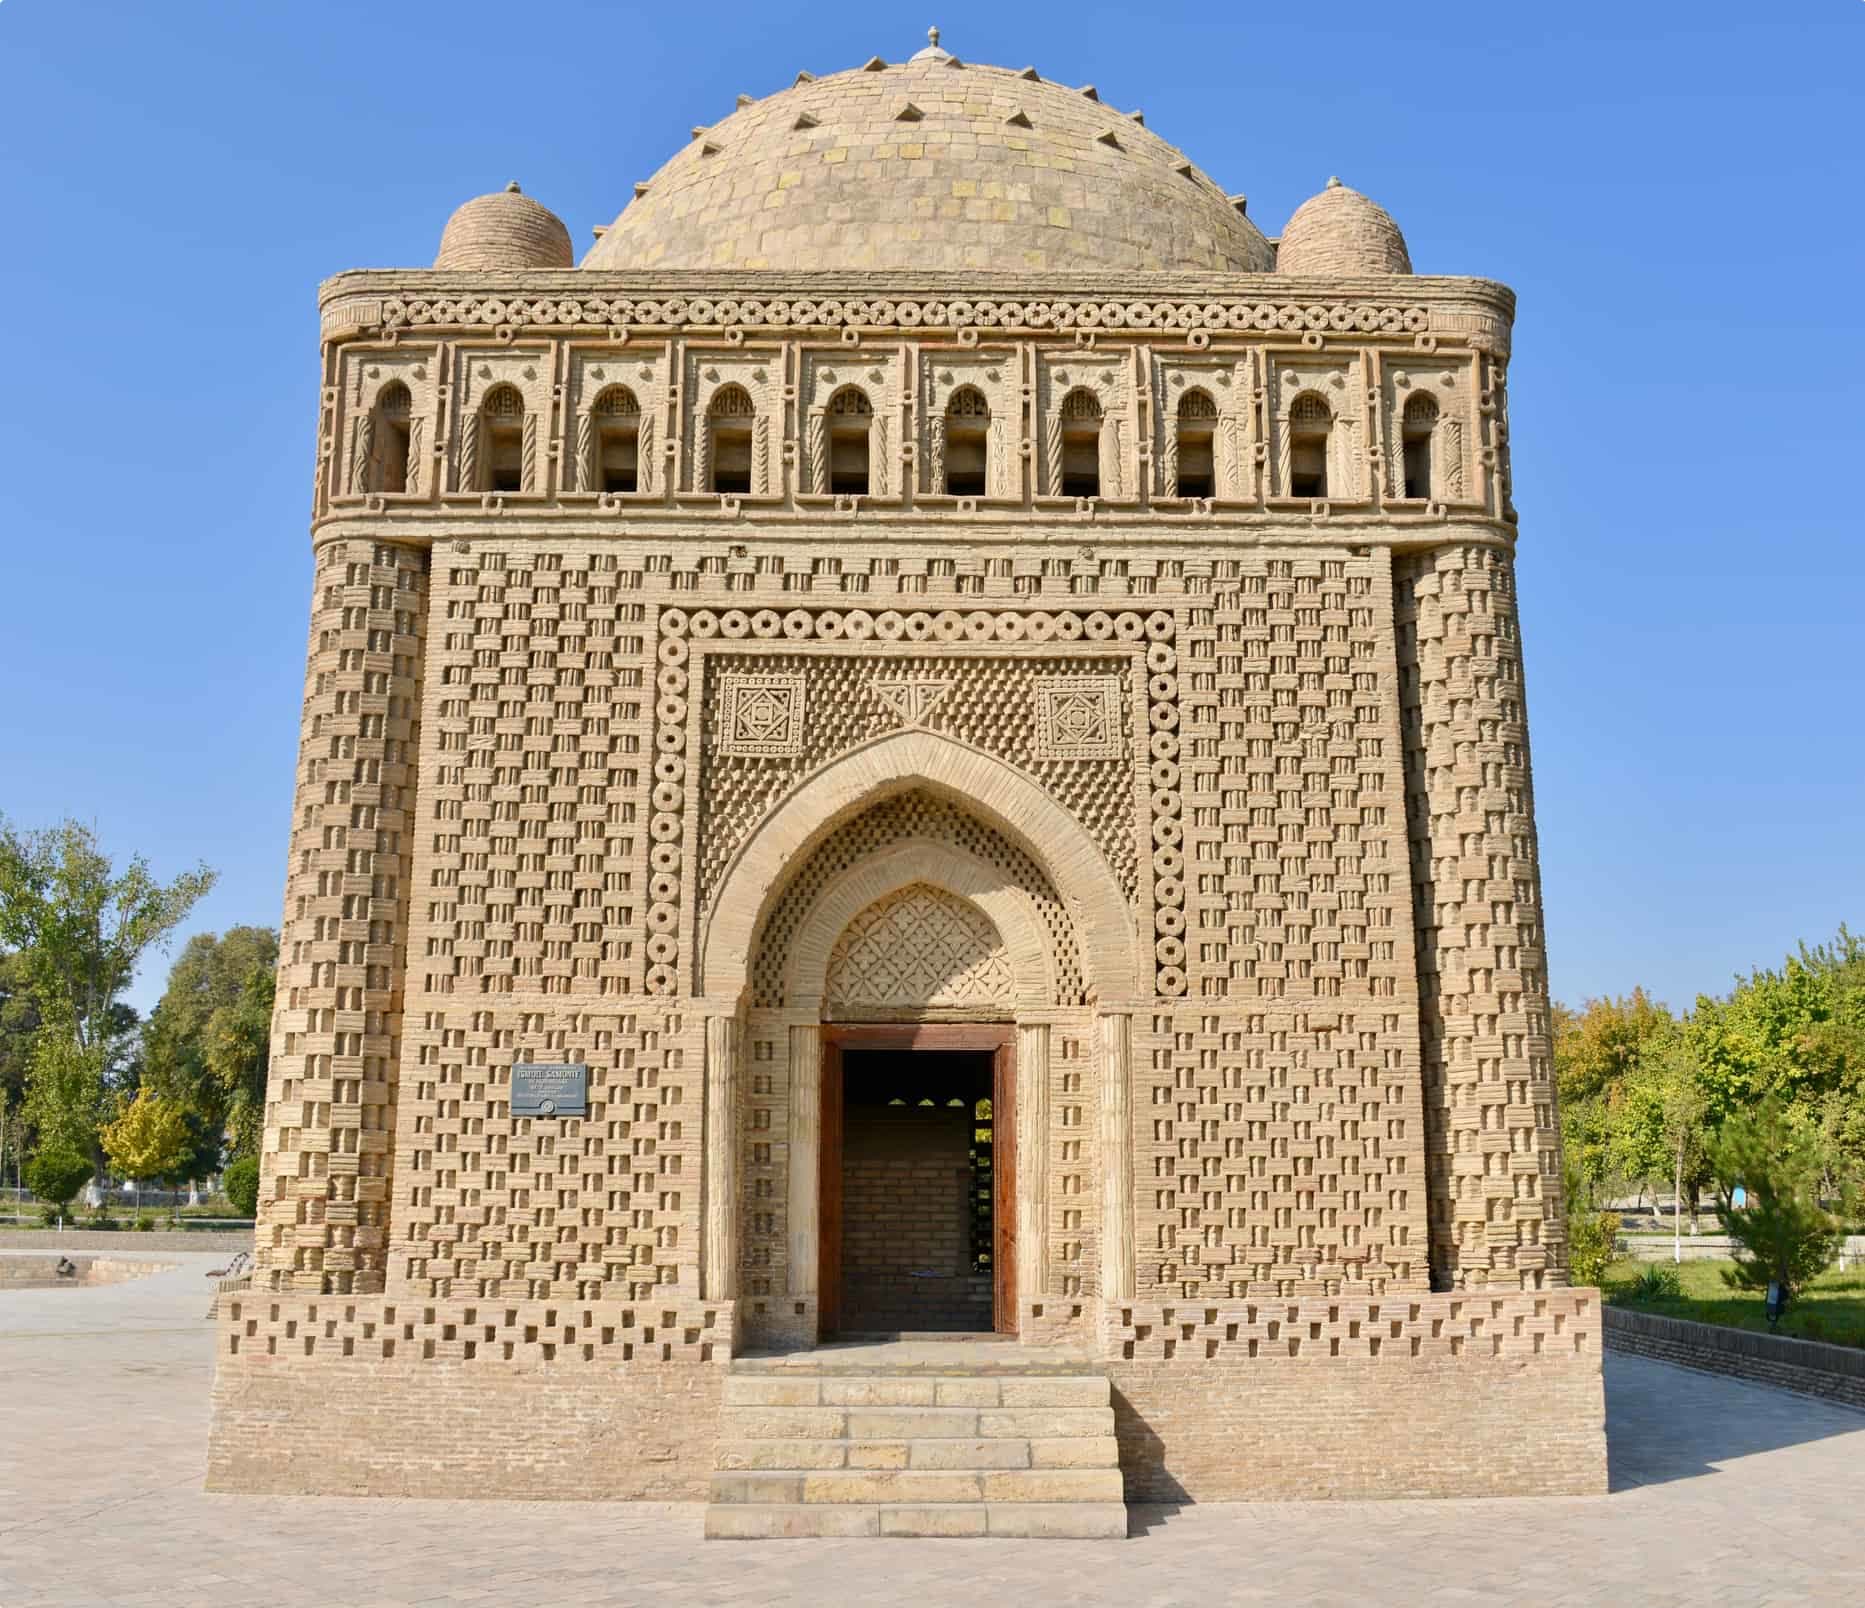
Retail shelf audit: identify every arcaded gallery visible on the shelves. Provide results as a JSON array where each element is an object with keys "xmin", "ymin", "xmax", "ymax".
[{"xmin": 207, "ymin": 34, "xmax": 1607, "ymax": 1536}]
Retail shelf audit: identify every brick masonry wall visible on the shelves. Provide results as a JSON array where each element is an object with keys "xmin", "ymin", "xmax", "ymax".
[
  {"xmin": 206, "ymin": 1292, "xmax": 731, "ymax": 1497},
  {"xmin": 1604, "ymin": 1305, "xmax": 1865, "ymax": 1411},
  {"xmin": 1106, "ymin": 1290, "xmax": 1606, "ymax": 1498},
  {"xmin": 841, "ymin": 1104, "xmax": 990, "ymax": 1331}
]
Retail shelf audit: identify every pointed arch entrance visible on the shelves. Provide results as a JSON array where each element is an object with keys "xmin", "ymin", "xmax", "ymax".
[{"xmin": 695, "ymin": 732, "xmax": 1143, "ymax": 1343}]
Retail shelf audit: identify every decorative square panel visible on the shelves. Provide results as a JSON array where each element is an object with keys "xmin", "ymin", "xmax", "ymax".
[
  {"xmin": 716, "ymin": 672, "xmax": 806, "ymax": 757},
  {"xmin": 1033, "ymin": 676, "xmax": 1124, "ymax": 761}
]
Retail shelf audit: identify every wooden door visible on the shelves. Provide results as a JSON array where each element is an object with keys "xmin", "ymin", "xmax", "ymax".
[
  {"xmin": 992, "ymin": 1037, "xmax": 1017, "ymax": 1336},
  {"xmin": 818, "ymin": 1042, "xmax": 843, "ymax": 1337}
]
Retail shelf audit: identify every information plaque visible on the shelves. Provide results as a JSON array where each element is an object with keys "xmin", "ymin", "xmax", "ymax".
[{"xmin": 510, "ymin": 1062, "xmax": 589, "ymax": 1118}]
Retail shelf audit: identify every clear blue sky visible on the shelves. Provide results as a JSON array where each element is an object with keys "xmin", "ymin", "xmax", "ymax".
[{"xmin": 1, "ymin": 1, "xmax": 1859, "ymax": 1017}]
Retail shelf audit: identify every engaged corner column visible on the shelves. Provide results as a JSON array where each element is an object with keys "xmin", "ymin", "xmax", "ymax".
[
  {"xmin": 1098, "ymin": 1009, "xmax": 1135, "ymax": 1303},
  {"xmin": 787, "ymin": 1022, "xmax": 822, "ymax": 1303},
  {"xmin": 1015, "ymin": 1021, "xmax": 1051, "ymax": 1315},
  {"xmin": 702, "ymin": 1007, "xmax": 742, "ymax": 1303}
]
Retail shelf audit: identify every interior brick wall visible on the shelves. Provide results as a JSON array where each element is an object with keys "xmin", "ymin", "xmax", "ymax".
[{"xmin": 840, "ymin": 1104, "xmax": 990, "ymax": 1332}]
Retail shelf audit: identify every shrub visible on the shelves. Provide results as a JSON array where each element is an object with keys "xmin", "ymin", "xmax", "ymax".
[
  {"xmin": 24, "ymin": 1146, "xmax": 93, "ymax": 1215},
  {"xmin": 87, "ymin": 1205, "xmax": 120, "ymax": 1231},
  {"xmin": 222, "ymin": 1156, "xmax": 260, "ymax": 1219},
  {"xmin": 133, "ymin": 1211, "xmax": 155, "ymax": 1232},
  {"xmin": 1568, "ymin": 1209, "xmax": 1619, "ymax": 1287},
  {"xmin": 1629, "ymin": 1264, "xmax": 1682, "ymax": 1302}
]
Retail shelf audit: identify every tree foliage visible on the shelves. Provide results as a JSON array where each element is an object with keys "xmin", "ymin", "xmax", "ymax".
[
  {"xmin": 1554, "ymin": 990, "xmax": 1679, "ymax": 1207},
  {"xmin": 1710, "ymin": 1098, "xmax": 1850, "ymax": 1298},
  {"xmin": 142, "ymin": 925, "xmax": 277, "ymax": 1164},
  {"xmin": 0, "ymin": 820, "xmax": 214, "ymax": 1171},
  {"xmin": 102, "ymin": 1088, "xmax": 193, "ymax": 1186},
  {"xmin": 0, "ymin": 820, "xmax": 215, "ymax": 1052}
]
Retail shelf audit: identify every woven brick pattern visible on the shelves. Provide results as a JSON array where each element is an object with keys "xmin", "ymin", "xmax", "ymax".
[
  {"xmin": 258, "ymin": 539, "xmax": 426, "ymax": 1295},
  {"xmin": 1396, "ymin": 545, "xmax": 1565, "ymax": 1288}
]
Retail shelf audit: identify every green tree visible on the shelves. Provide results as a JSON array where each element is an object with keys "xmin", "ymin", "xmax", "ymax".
[
  {"xmin": 1710, "ymin": 1098, "xmax": 1849, "ymax": 1300},
  {"xmin": 23, "ymin": 1022, "xmax": 106, "ymax": 1170},
  {"xmin": 102, "ymin": 1089, "xmax": 193, "ymax": 1204},
  {"xmin": 1554, "ymin": 990, "xmax": 1674, "ymax": 1209},
  {"xmin": 0, "ymin": 949, "xmax": 43, "ymax": 1190},
  {"xmin": 1562, "ymin": 1152, "xmax": 1619, "ymax": 1288},
  {"xmin": 142, "ymin": 926, "xmax": 277, "ymax": 1166},
  {"xmin": 23, "ymin": 1144, "xmax": 92, "ymax": 1218},
  {"xmin": 0, "ymin": 819, "xmax": 215, "ymax": 1176},
  {"xmin": 202, "ymin": 961, "xmax": 275, "ymax": 1158}
]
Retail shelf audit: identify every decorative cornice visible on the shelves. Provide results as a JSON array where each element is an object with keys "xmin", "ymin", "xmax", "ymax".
[{"xmin": 318, "ymin": 270, "xmax": 1514, "ymax": 354}]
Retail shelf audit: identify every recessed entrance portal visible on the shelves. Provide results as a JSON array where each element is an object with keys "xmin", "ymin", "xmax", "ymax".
[{"xmin": 819, "ymin": 1026, "xmax": 1015, "ymax": 1338}]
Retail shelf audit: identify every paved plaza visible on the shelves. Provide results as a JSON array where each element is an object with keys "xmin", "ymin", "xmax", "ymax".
[{"xmin": 2, "ymin": 1253, "xmax": 1862, "ymax": 1606}]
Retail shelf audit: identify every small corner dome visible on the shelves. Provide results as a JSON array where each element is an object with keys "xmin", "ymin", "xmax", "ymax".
[
  {"xmin": 1276, "ymin": 177, "xmax": 1411, "ymax": 276},
  {"xmin": 434, "ymin": 183, "xmax": 573, "ymax": 271}
]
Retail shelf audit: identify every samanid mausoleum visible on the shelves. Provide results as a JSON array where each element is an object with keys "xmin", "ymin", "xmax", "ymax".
[{"xmin": 207, "ymin": 31, "xmax": 1606, "ymax": 1535}]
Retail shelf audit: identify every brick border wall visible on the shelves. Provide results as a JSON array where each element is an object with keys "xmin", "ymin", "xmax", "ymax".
[{"xmin": 1603, "ymin": 1305, "xmax": 1865, "ymax": 1412}]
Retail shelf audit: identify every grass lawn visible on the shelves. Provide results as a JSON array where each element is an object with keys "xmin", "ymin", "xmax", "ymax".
[{"xmin": 1603, "ymin": 1257, "xmax": 1865, "ymax": 1348}]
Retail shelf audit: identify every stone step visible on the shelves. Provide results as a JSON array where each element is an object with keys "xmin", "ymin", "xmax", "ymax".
[
  {"xmin": 707, "ymin": 1345, "xmax": 1126, "ymax": 1539},
  {"xmin": 733, "ymin": 1341, "xmax": 1096, "ymax": 1377},
  {"xmin": 717, "ymin": 1435, "xmax": 1122, "ymax": 1472},
  {"xmin": 719, "ymin": 1403, "xmax": 1117, "ymax": 1440},
  {"xmin": 723, "ymin": 1372, "xmax": 1109, "ymax": 1408},
  {"xmin": 704, "ymin": 1502, "xmax": 1131, "ymax": 1540},
  {"xmin": 711, "ymin": 1467, "xmax": 1125, "ymax": 1506}
]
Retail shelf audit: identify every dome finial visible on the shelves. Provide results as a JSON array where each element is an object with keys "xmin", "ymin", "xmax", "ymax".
[
  {"xmin": 911, "ymin": 23, "xmax": 954, "ymax": 63},
  {"xmin": 506, "ymin": 180, "xmax": 523, "ymax": 193},
  {"xmin": 1326, "ymin": 175, "xmax": 1341, "ymax": 189}
]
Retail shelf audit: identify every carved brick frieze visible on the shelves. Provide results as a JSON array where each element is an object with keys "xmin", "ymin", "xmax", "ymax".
[
  {"xmin": 1032, "ymin": 676, "xmax": 1125, "ymax": 761},
  {"xmin": 824, "ymin": 883, "xmax": 1015, "ymax": 1016},
  {"xmin": 715, "ymin": 671, "xmax": 807, "ymax": 757},
  {"xmin": 335, "ymin": 284, "xmax": 1458, "ymax": 343}
]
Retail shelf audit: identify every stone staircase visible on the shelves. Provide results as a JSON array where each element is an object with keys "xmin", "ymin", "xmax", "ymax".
[{"xmin": 705, "ymin": 1341, "xmax": 1128, "ymax": 1539}]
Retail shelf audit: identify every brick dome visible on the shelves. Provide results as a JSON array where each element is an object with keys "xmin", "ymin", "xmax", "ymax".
[
  {"xmin": 582, "ymin": 51, "xmax": 1272, "ymax": 273},
  {"xmin": 435, "ymin": 183, "xmax": 574, "ymax": 271},
  {"xmin": 1275, "ymin": 178, "xmax": 1411, "ymax": 276}
]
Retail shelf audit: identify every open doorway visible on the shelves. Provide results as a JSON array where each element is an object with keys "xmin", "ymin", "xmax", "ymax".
[{"xmin": 819, "ymin": 1028, "xmax": 1015, "ymax": 1338}]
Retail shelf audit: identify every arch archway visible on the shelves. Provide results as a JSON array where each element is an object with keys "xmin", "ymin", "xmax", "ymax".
[
  {"xmin": 699, "ymin": 729, "xmax": 1141, "ymax": 1009},
  {"xmin": 697, "ymin": 731, "xmax": 1141, "ymax": 1327}
]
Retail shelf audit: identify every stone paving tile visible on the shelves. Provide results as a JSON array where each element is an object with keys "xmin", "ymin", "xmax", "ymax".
[{"xmin": 3, "ymin": 1261, "xmax": 1864, "ymax": 1605}]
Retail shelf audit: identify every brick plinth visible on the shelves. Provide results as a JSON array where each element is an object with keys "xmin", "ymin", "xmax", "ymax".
[
  {"xmin": 206, "ymin": 1293, "xmax": 732, "ymax": 1498},
  {"xmin": 1105, "ymin": 1291, "xmax": 1606, "ymax": 1499}
]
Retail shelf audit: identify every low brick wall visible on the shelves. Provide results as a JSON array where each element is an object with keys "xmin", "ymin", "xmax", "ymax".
[
  {"xmin": 1104, "ymin": 1291, "xmax": 1608, "ymax": 1499},
  {"xmin": 0, "ymin": 1253, "xmax": 177, "ymax": 1287},
  {"xmin": 207, "ymin": 1292, "xmax": 732, "ymax": 1498},
  {"xmin": 1603, "ymin": 1305, "xmax": 1865, "ymax": 1411},
  {"xmin": 0, "ymin": 1229, "xmax": 253, "ymax": 1253}
]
